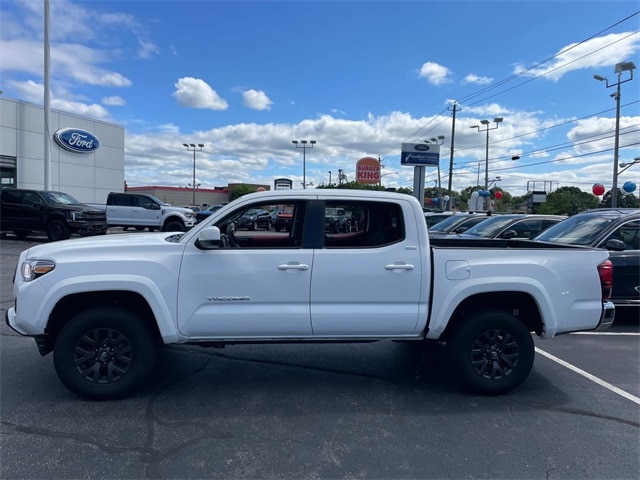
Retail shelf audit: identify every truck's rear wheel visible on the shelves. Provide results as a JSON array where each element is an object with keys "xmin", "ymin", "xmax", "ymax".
[
  {"xmin": 448, "ymin": 311, "xmax": 534, "ymax": 395},
  {"xmin": 53, "ymin": 306, "xmax": 157, "ymax": 400},
  {"xmin": 47, "ymin": 220, "xmax": 70, "ymax": 241}
]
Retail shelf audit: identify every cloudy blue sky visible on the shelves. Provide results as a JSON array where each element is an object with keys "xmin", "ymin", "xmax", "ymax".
[{"xmin": 1, "ymin": 0, "xmax": 639, "ymax": 196}]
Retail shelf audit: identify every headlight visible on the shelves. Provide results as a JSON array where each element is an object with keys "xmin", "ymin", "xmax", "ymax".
[
  {"xmin": 21, "ymin": 260, "xmax": 55, "ymax": 282},
  {"xmin": 69, "ymin": 211, "xmax": 85, "ymax": 221},
  {"xmin": 185, "ymin": 212, "xmax": 194, "ymax": 219}
]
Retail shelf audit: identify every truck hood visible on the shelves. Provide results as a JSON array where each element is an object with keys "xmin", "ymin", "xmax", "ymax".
[
  {"xmin": 53, "ymin": 203, "xmax": 105, "ymax": 213},
  {"xmin": 162, "ymin": 205, "xmax": 193, "ymax": 215},
  {"xmin": 23, "ymin": 232, "xmax": 183, "ymax": 259}
]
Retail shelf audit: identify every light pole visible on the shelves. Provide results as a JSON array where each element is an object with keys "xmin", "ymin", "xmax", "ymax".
[
  {"xmin": 471, "ymin": 117, "xmax": 503, "ymax": 210},
  {"xmin": 594, "ymin": 61, "xmax": 636, "ymax": 208},
  {"xmin": 291, "ymin": 139, "xmax": 316, "ymax": 188},
  {"xmin": 425, "ymin": 135, "xmax": 445, "ymax": 209},
  {"xmin": 328, "ymin": 171, "xmax": 332, "ymax": 186},
  {"xmin": 183, "ymin": 143, "xmax": 204, "ymax": 205}
]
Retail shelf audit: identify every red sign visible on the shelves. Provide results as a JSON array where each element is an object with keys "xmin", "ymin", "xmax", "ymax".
[{"xmin": 356, "ymin": 157, "xmax": 380, "ymax": 184}]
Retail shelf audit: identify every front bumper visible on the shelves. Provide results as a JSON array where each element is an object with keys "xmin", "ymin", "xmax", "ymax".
[
  {"xmin": 596, "ymin": 301, "xmax": 615, "ymax": 331},
  {"xmin": 69, "ymin": 221, "xmax": 108, "ymax": 234},
  {"xmin": 5, "ymin": 307, "xmax": 28, "ymax": 336}
]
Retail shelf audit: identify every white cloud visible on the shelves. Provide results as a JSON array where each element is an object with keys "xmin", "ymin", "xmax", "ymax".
[
  {"xmin": 0, "ymin": 39, "xmax": 132, "ymax": 88},
  {"xmin": 463, "ymin": 73, "xmax": 493, "ymax": 85},
  {"xmin": 514, "ymin": 32, "xmax": 640, "ymax": 81},
  {"xmin": 172, "ymin": 77, "xmax": 229, "ymax": 110},
  {"xmin": 9, "ymin": 79, "xmax": 109, "ymax": 119},
  {"xmin": 418, "ymin": 62, "xmax": 451, "ymax": 85},
  {"xmin": 242, "ymin": 89, "xmax": 273, "ymax": 111},
  {"xmin": 102, "ymin": 96, "xmax": 126, "ymax": 106},
  {"xmin": 137, "ymin": 39, "xmax": 160, "ymax": 59}
]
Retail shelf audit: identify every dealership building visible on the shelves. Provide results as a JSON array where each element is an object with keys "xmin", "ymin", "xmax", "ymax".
[
  {"xmin": 0, "ymin": 97, "xmax": 125, "ymax": 204},
  {"xmin": 0, "ymin": 97, "xmax": 287, "ymax": 208}
]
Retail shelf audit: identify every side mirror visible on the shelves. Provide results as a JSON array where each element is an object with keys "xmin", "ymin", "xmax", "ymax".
[
  {"xmin": 195, "ymin": 226, "xmax": 222, "ymax": 250},
  {"xmin": 500, "ymin": 230, "xmax": 518, "ymax": 239},
  {"xmin": 604, "ymin": 239, "xmax": 626, "ymax": 251}
]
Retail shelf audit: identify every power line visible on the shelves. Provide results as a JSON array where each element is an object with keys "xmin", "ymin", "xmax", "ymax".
[{"xmin": 377, "ymin": 12, "xmax": 639, "ymax": 160}]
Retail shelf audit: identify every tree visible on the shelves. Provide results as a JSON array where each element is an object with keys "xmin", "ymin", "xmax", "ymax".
[
  {"xmin": 598, "ymin": 189, "xmax": 640, "ymax": 208},
  {"xmin": 536, "ymin": 186, "xmax": 599, "ymax": 215},
  {"xmin": 228, "ymin": 184, "xmax": 258, "ymax": 202}
]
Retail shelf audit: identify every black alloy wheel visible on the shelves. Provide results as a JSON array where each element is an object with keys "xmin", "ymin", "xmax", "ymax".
[
  {"xmin": 448, "ymin": 311, "xmax": 534, "ymax": 395},
  {"xmin": 53, "ymin": 307, "xmax": 157, "ymax": 400},
  {"xmin": 47, "ymin": 219, "xmax": 70, "ymax": 241}
]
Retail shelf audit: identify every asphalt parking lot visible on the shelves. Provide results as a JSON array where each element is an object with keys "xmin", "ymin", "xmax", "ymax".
[{"xmin": 1, "ymin": 231, "xmax": 638, "ymax": 480}]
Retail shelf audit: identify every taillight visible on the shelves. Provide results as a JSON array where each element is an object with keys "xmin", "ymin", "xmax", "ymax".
[{"xmin": 597, "ymin": 259, "xmax": 613, "ymax": 301}]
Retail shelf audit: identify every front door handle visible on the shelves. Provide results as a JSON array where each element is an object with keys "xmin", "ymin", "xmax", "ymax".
[{"xmin": 277, "ymin": 263, "xmax": 309, "ymax": 271}]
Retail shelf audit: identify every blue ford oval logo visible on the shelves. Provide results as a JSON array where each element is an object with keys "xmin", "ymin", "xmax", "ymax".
[
  {"xmin": 54, "ymin": 128, "xmax": 101, "ymax": 153},
  {"xmin": 414, "ymin": 144, "xmax": 430, "ymax": 151}
]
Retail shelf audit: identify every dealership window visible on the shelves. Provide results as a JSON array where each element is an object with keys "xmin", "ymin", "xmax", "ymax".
[{"xmin": 0, "ymin": 155, "xmax": 16, "ymax": 190}]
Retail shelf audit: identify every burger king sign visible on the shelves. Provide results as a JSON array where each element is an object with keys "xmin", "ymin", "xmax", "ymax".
[{"xmin": 356, "ymin": 157, "xmax": 380, "ymax": 185}]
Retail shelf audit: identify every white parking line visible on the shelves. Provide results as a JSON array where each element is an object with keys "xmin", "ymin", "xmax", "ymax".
[
  {"xmin": 570, "ymin": 332, "xmax": 640, "ymax": 336},
  {"xmin": 535, "ymin": 347, "xmax": 640, "ymax": 406}
]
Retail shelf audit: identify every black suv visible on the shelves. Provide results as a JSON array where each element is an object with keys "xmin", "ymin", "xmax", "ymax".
[
  {"xmin": 535, "ymin": 208, "xmax": 640, "ymax": 317},
  {"xmin": 0, "ymin": 188, "xmax": 108, "ymax": 241}
]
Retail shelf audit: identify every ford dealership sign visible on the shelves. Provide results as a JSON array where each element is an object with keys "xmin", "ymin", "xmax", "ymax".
[{"xmin": 54, "ymin": 128, "xmax": 101, "ymax": 153}]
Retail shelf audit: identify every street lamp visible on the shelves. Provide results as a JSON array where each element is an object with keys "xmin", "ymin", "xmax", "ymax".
[
  {"xmin": 328, "ymin": 171, "xmax": 332, "ymax": 186},
  {"xmin": 619, "ymin": 157, "xmax": 640, "ymax": 174},
  {"xmin": 291, "ymin": 139, "xmax": 316, "ymax": 189},
  {"xmin": 471, "ymin": 118, "xmax": 503, "ymax": 210},
  {"xmin": 593, "ymin": 61, "xmax": 636, "ymax": 207},
  {"xmin": 183, "ymin": 143, "xmax": 204, "ymax": 205}
]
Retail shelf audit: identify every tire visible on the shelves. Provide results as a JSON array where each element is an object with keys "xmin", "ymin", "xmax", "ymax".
[
  {"xmin": 13, "ymin": 229, "xmax": 32, "ymax": 239},
  {"xmin": 47, "ymin": 220, "xmax": 70, "ymax": 241},
  {"xmin": 162, "ymin": 220, "xmax": 185, "ymax": 232},
  {"xmin": 447, "ymin": 311, "xmax": 534, "ymax": 395},
  {"xmin": 53, "ymin": 306, "xmax": 157, "ymax": 400}
]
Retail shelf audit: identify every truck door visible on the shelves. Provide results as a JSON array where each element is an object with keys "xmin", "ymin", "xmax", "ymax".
[
  {"xmin": 177, "ymin": 201, "xmax": 313, "ymax": 338},
  {"xmin": 107, "ymin": 194, "xmax": 134, "ymax": 225},
  {"xmin": 310, "ymin": 200, "xmax": 426, "ymax": 336},
  {"xmin": 134, "ymin": 195, "xmax": 162, "ymax": 227}
]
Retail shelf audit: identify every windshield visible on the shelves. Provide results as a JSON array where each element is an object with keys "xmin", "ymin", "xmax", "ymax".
[
  {"xmin": 42, "ymin": 191, "xmax": 81, "ymax": 205},
  {"xmin": 534, "ymin": 215, "xmax": 617, "ymax": 246},
  {"xmin": 146, "ymin": 194, "xmax": 169, "ymax": 206},
  {"xmin": 430, "ymin": 215, "xmax": 471, "ymax": 232},
  {"xmin": 464, "ymin": 216, "xmax": 522, "ymax": 237}
]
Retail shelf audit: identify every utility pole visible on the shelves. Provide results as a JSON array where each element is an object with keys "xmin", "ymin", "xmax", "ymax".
[{"xmin": 447, "ymin": 102, "xmax": 458, "ymax": 195}]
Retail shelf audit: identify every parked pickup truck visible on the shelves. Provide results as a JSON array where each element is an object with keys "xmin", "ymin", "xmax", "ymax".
[
  {"xmin": 6, "ymin": 190, "xmax": 614, "ymax": 400},
  {"xmin": 0, "ymin": 188, "xmax": 107, "ymax": 241},
  {"xmin": 90, "ymin": 192, "xmax": 195, "ymax": 231}
]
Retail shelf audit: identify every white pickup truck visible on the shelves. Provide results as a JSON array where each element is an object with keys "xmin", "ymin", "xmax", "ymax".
[
  {"xmin": 6, "ymin": 190, "xmax": 615, "ymax": 400},
  {"xmin": 90, "ymin": 192, "xmax": 196, "ymax": 231}
]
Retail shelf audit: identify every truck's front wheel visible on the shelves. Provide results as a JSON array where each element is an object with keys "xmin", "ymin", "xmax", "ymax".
[
  {"xmin": 162, "ymin": 220, "xmax": 185, "ymax": 232},
  {"xmin": 53, "ymin": 307, "xmax": 157, "ymax": 400},
  {"xmin": 448, "ymin": 311, "xmax": 534, "ymax": 395},
  {"xmin": 47, "ymin": 220, "xmax": 70, "ymax": 241}
]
